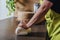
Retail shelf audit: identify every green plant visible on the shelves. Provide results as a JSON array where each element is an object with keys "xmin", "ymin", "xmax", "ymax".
[{"xmin": 6, "ymin": 0, "xmax": 15, "ymax": 15}]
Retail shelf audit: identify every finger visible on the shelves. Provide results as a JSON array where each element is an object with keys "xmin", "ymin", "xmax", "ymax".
[{"xmin": 22, "ymin": 20, "xmax": 27, "ymax": 27}]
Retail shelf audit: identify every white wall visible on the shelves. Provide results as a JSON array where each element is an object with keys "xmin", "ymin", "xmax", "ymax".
[{"xmin": 0, "ymin": 0, "xmax": 13, "ymax": 20}]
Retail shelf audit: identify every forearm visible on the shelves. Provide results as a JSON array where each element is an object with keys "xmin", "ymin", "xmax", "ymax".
[
  {"xmin": 27, "ymin": 7, "xmax": 45, "ymax": 27},
  {"xmin": 26, "ymin": 7, "xmax": 44, "ymax": 27},
  {"xmin": 27, "ymin": 1, "xmax": 53, "ymax": 27}
]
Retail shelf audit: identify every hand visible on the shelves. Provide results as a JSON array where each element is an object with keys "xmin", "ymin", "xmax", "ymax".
[{"xmin": 18, "ymin": 20, "xmax": 29, "ymax": 29}]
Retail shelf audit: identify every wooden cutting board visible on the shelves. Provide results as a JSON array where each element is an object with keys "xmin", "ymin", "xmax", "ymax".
[{"xmin": 14, "ymin": 0, "xmax": 40, "ymax": 17}]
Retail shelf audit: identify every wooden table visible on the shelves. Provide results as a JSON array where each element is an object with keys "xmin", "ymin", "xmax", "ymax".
[{"xmin": 0, "ymin": 17, "xmax": 46, "ymax": 40}]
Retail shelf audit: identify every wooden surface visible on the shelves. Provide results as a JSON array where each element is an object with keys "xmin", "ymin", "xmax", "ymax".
[
  {"xmin": 0, "ymin": 17, "xmax": 46, "ymax": 40},
  {"xmin": 14, "ymin": 0, "xmax": 40, "ymax": 17}
]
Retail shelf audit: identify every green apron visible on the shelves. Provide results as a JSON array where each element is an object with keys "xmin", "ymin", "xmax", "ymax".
[{"xmin": 40, "ymin": 0, "xmax": 60, "ymax": 40}]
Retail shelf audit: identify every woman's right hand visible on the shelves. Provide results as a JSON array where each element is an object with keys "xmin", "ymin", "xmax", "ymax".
[{"xmin": 18, "ymin": 20, "xmax": 29, "ymax": 29}]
